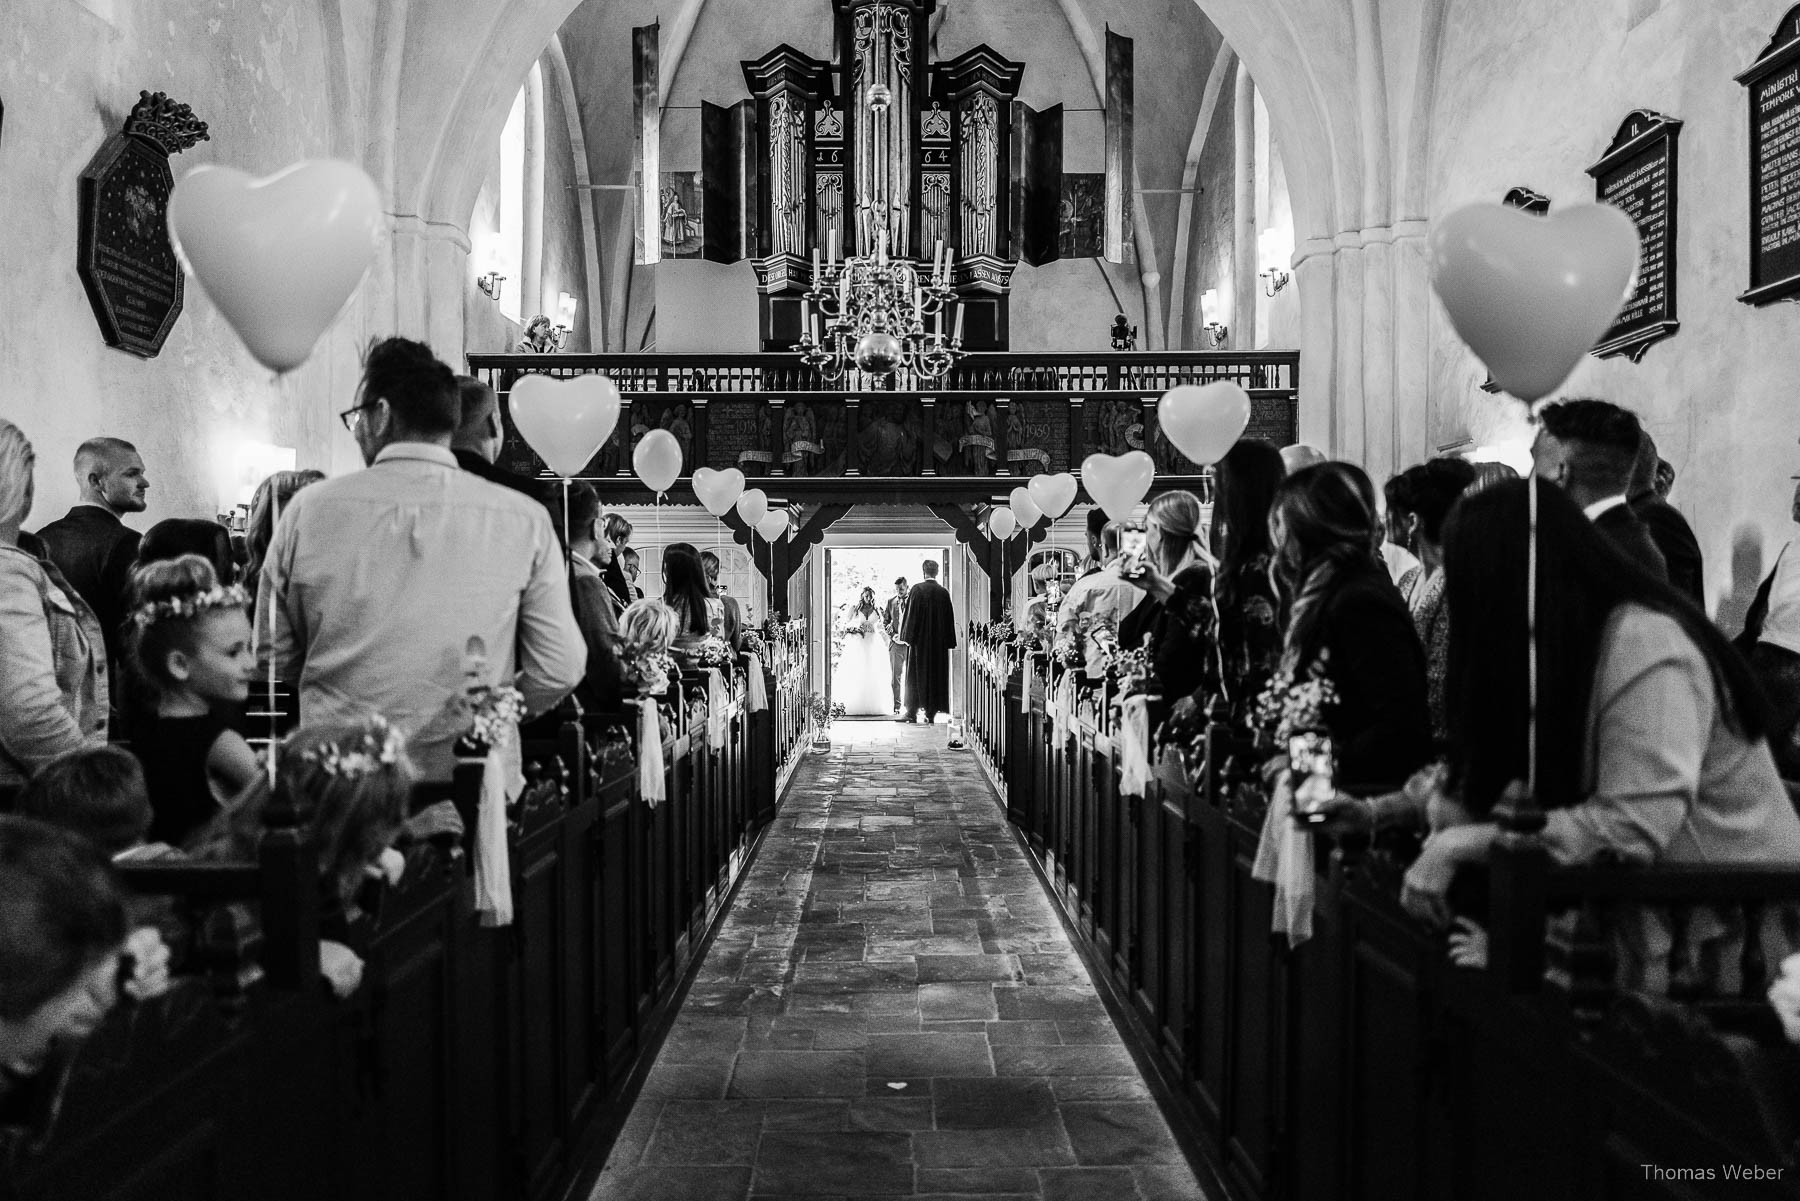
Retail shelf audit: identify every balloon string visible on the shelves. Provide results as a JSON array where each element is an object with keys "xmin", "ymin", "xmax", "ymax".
[
  {"xmin": 561, "ymin": 477, "xmax": 572, "ymax": 574},
  {"xmin": 1527, "ymin": 463, "xmax": 1539, "ymax": 802},
  {"xmin": 267, "ymin": 487, "xmax": 280, "ymax": 791}
]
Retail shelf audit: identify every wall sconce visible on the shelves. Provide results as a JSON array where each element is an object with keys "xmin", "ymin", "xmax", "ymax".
[
  {"xmin": 1258, "ymin": 228, "xmax": 1293, "ymax": 296},
  {"xmin": 477, "ymin": 271, "xmax": 505, "ymax": 301},
  {"xmin": 1200, "ymin": 288, "xmax": 1228, "ymax": 348},
  {"xmin": 553, "ymin": 291, "xmax": 578, "ymax": 349}
]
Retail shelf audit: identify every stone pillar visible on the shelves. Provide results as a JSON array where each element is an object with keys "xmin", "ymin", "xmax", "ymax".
[
  {"xmin": 1232, "ymin": 62, "xmax": 1257, "ymax": 352},
  {"xmin": 521, "ymin": 63, "xmax": 546, "ymax": 321}
]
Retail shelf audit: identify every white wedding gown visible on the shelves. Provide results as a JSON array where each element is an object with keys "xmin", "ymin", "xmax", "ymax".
[{"xmin": 833, "ymin": 610, "xmax": 896, "ymax": 716}]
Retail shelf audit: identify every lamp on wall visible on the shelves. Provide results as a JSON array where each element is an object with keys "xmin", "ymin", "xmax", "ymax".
[
  {"xmin": 476, "ymin": 243, "xmax": 506, "ymax": 301},
  {"xmin": 553, "ymin": 291, "xmax": 578, "ymax": 349},
  {"xmin": 1258, "ymin": 228, "xmax": 1293, "ymax": 296},
  {"xmin": 1200, "ymin": 289, "xmax": 1228, "ymax": 348}
]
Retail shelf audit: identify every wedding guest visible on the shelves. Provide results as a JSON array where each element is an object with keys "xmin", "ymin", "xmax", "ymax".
[
  {"xmin": 135, "ymin": 518, "xmax": 236, "ymax": 585},
  {"xmin": 1394, "ymin": 481, "xmax": 1800, "ymax": 974},
  {"xmin": 1384, "ymin": 458, "xmax": 1477, "ymax": 741},
  {"xmin": 899, "ymin": 560, "xmax": 957, "ymax": 725},
  {"xmin": 35, "ymin": 436, "xmax": 148, "ymax": 667},
  {"xmin": 884, "ymin": 577, "xmax": 909, "ymax": 708},
  {"xmin": 602, "ymin": 514, "xmax": 635, "ymax": 608},
  {"xmin": 1534, "ymin": 399, "xmax": 1668, "ymax": 581},
  {"xmin": 1629, "ymin": 430, "xmax": 1703, "ymax": 605},
  {"xmin": 621, "ymin": 548, "xmax": 645, "ymax": 601},
  {"xmin": 186, "ymin": 719, "xmax": 417, "ymax": 999},
  {"xmin": 0, "ymin": 816, "xmax": 170, "ymax": 1096},
  {"xmin": 242, "ymin": 469, "xmax": 325, "ymax": 597},
  {"xmin": 0, "ymin": 421, "xmax": 109, "ymax": 791},
  {"xmin": 1208, "ymin": 440, "xmax": 1285, "ymax": 724},
  {"xmin": 1055, "ymin": 522, "xmax": 1138, "ymax": 679},
  {"xmin": 17, "ymin": 746, "xmax": 153, "ymax": 860},
  {"xmin": 125, "ymin": 556, "xmax": 261, "ymax": 844},
  {"xmin": 1269, "ymin": 463, "xmax": 1431, "ymax": 795},
  {"xmin": 700, "ymin": 550, "xmax": 743, "ymax": 647},
  {"xmin": 1120, "ymin": 491, "xmax": 1217, "ymax": 706},
  {"xmin": 1079, "ymin": 507, "xmax": 1110, "ymax": 577},
  {"xmin": 1735, "ymin": 477, "xmax": 1800, "ymax": 777},
  {"xmin": 514, "ymin": 316, "xmax": 557, "ymax": 354},
  {"xmin": 1467, "ymin": 460, "xmax": 1519, "ymax": 495},
  {"xmin": 258, "ymin": 337, "xmax": 584, "ymax": 782},
  {"xmin": 550, "ymin": 482, "xmax": 625, "ymax": 711},
  {"xmin": 453, "ymin": 375, "xmax": 543, "ymax": 499},
  {"xmin": 662, "ymin": 543, "xmax": 722, "ymax": 657}
]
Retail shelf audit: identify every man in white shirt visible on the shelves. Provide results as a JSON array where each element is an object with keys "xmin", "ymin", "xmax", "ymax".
[
  {"xmin": 1055, "ymin": 520, "xmax": 1140, "ymax": 677},
  {"xmin": 259, "ymin": 338, "xmax": 585, "ymax": 781}
]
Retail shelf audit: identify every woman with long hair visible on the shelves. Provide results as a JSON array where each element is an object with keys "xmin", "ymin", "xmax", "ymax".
[
  {"xmin": 661, "ymin": 543, "xmax": 722, "ymax": 655},
  {"xmin": 243, "ymin": 469, "xmax": 325, "ymax": 595},
  {"xmin": 1209, "ymin": 440, "xmax": 1286, "ymax": 724},
  {"xmin": 1118, "ymin": 490, "xmax": 1216, "ymax": 707},
  {"xmin": 1394, "ymin": 481, "xmax": 1800, "ymax": 976},
  {"xmin": 1267, "ymin": 462, "xmax": 1432, "ymax": 796},
  {"xmin": 1384, "ymin": 458, "xmax": 1477, "ymax": 742},
  {"xmin": 832, "ymin": 585, "xmax": 894, "ymax": 715}
]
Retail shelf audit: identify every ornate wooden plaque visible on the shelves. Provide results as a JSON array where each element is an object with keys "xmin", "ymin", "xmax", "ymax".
[
  {"xmin": 1587, "ymin": 110, "xmax": 1682, "ymax": 362},
  {"xmin": 1738, "ymin": 6, "xmax": 1800, "ymax": 305},
  {"xmin": 77, "ymin": 92, "xmax": 207, "ymax": 359}
]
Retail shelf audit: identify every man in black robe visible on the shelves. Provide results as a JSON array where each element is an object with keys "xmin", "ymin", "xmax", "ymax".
[{"xmin": 898, "ymin": 560, "xmax": 957, "ymax": 724}]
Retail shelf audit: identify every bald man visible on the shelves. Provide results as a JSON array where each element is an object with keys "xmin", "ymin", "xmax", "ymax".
[{"xmin": 36, "ymin": 437, "xmax": 149, "ymax": 666}]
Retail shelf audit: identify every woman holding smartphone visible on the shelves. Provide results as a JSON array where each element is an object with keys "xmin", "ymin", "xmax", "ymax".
[{"xmin": 1119, "ymin": 490, "xmax": 1216, "ymax": 710}]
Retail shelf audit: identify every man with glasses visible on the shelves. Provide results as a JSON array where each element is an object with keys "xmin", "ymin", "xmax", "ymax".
[{"xmin": 260, "ymin": 337, "xmax": 585, "ymax": 781}]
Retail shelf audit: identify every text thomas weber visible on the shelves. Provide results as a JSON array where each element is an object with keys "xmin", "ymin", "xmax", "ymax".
[{"xmin": 1642, "ymin": 1164, "xmax": 1787, "ymax": 1183}]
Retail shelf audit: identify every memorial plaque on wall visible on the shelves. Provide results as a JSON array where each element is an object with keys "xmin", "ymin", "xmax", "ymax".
[
  {"xmin": 77, "ymin": 92, "xmax": 208, "ymax": 358},
  {"xmin": 1737, "ymin": 6, "xmax": 1800, "ymax": 305},
  {"xmin": 1586, "ymin": 109, "xmax": 1682, "ymax": 362}
]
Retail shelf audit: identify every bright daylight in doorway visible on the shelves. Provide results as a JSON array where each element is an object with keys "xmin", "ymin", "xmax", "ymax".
[{"xmin": 826, "ymin": 546, "xmax": 946, "ymax": 717}]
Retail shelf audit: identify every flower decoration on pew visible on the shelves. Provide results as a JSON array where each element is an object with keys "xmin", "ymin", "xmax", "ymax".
[
  {"xmin": 467, "ymin": 684, "xmax": 526, "ymax": 749},
  {"xmin": 623, "ymin": 648, "xmax": 678, "ymax": 697},
  {"xmin": 738, "ymin": 629, "xmax": 768, "ymax": 660},
  {"xmin": 1107, "ymin": 644, "xmax": 1153, "ymax": 698},
  {"xmin": 1049, "ymin": 630, "xmax": 1081, "ymax": 669},
  {"xmin": 686, "ymin": 636, "xmax": 735, "ymax": 671},
  {"xmin": 1253, "ymin": 654, "xmax": 1340, "ymax": 744},
  {"xmin": 304, "ymin": 715, "xmax": 405, "ymax": 778}
]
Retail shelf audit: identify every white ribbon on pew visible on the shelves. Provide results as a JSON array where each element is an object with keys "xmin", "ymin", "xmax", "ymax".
[
  {"xmin": 473, "ymin": 728, "xmax": 522, "ymax": 927},
  {"xmin": 707, "ymin": 669, "xmax": 728, "ymax": 750},
  {"xmin": 745, "ymin": 652, "xmax": 769, "ymax": 712},
  {"xmin": 1051, "ymin": 672, "xmax": 1074, "ymax": 748},
  {"xmin": 1118, "ymin": 693, "xmax": 1153, "ymax": 800},
  {"xmin": 638, "ymin": 696, "xmax": 666, "ymax": 807},
  {"xmin": 1252, "ymin": 768, "xmax": 1315, "ymax": 947}
]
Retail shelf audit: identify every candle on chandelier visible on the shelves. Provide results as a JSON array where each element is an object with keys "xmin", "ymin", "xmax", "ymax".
[
  {"xmin": 876, "ymin": 230, "xmax": 888, "ymax": 267},
  {"xmin": 812, "ymin": 313, "xmax": 822, "ymax": 345},
  {"xmin": 933, "ymin": 239, "xmax": 945, "ymax": 280},
  {"xmin": 828, "ymin": 228, "xmax": 839, "ymax": 265},
  {"xmin": 839, "ymin": 271, "xmax": 850, "ymax": 307},
  {"xmin": 800, "ymin": 299, "xmax": 811, "ymax": 341},
  {"xmin": 812, "ymin": 246, "xmax": 821, "ymax": 282},
  {"xmin": 953, "ymin": 304, "xmax": 965, "ymax": 342},
  {"xmin": 942, "ymin": 249, "xmax": 955, "ymax": 285},
  {"xmin": 913, "ymin": 288, "xmax": 923, "ymax": 324}
]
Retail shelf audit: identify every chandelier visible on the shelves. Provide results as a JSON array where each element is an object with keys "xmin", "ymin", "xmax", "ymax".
[{"xmin": 795, "ymin": 230, "xmax": 966, "ymax": 384}]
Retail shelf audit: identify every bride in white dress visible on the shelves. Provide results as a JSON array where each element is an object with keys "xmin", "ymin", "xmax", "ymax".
[{"xmin": 832, "ymin": 588, "xmax": 896, "ymax": 715}]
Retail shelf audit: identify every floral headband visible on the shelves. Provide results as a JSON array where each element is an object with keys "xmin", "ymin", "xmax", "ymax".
[
  {"xmin": 130, "ymin": 584, "xmax": 249, "ymax": 629},
  {"xmin": 299, "ymin": 718, "xmax": 405, "ymax": 779}
]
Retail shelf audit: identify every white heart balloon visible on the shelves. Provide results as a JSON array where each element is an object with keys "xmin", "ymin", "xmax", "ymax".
[
  {"xmin": 756, "ymin": 511, "xmax": 789, "ymax": 542},
  {"xmin": 1009, "ymin": 486, "xmax": 1042, "ymax": 529},
  {"xmin": 509, "ymin": 374, "xmax": 622, "ymax": 478},
  {"xmin": 736, "ymin": 489, "xmax": 770, "ymax": 526},
  {"xmin": 1161, "ymin": 382, "xmax": 1250, "ymax": 467},
  {"xmin": 692, "ymin": 467, "xmax": 746, "ymax": 517},
  {"xmin": 1427, "ymin": 202, "xmax": 1640, "ymax": 403},
  {"xmin": 632, "ymin": 428, "xmax": 683, "ymax": 494},
  {"xmin": 1026, "ymin": 472, "xmax": 1078, "ymax": 521},
  {"xmin": 988, "ymin": 508, "xmax": 1018, "ymax": 540},
  {"xmin": 1081, "ymin": 451, "xmax": 1156, "ymax": 523},
  {"xmin": 168, "ymin": 160, "xmax": 383, "ymax": 374}
]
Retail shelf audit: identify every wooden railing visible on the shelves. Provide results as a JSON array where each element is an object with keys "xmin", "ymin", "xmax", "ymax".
[
  {"xmin": 465, "ymin": 350, "xmax": 1299, "ymax": 486},
  {"xmin": 963, "ymin": 624, "xmax": 1800, "ymax": 1201},
  {"xmin": 2, "ymin": 641, "xmax": 811, "ymax": 1201}
]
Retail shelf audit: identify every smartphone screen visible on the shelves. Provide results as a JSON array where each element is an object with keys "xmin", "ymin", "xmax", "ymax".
[{"xmin": 1118, "ymin": 525, "xmax": 1148, "ymax": 576}]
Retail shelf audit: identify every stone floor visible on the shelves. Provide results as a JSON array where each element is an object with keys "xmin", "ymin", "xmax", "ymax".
[{"xmin": 590, "ymin": 721, "xmax": 1206, "ymax": 1201}]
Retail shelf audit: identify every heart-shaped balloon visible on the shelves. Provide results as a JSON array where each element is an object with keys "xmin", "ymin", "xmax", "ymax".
[
  {"xmin": 1081, "ymin": 451, "xmax": 1156, "ymax": 522},
  {"xmin": 1009, "ymin": 486, "xmax": 1042, "ymax": 529},
  {"xmin": 1427, "ymin": 202, "xmax": 1640, "ymax": 403},
  {"xmin": 1280, "ymin": 443, "xmax": 1326, "ymax": 474},
  {"xmin": 168, "ymin": 160, "xmax": 383, "ymax": 374},
  {"xmin": 988, "ymin": 508, "xmax": 1018, "ymax": 540},
  {"xmin": 756, "ymin": 511, "xmax": 789, "ymax": 541},
  {"xmin": 509, "ymin": 374, "xmax": 622, "ymax": 477},
  {"xmin": 692, "ymin": 467, "xmax": 746, "ymax": 517},
  {"xmin": 633, "ymin": 429, "xmax": 683, "ymax": 494},
  {"xmin": 736, "ymin": 489, "xmax": 769, "ymax": 526},
  {"xmin": 1160, "ymin": 382, "xmax": 1250, "ymax": 467},
  {"xmin": 1027, "ymin": 472, "xmax": 1078, "ymax": 521}
]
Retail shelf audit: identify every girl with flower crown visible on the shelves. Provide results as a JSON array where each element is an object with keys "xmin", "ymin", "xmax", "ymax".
[{"xmin": 125, "ymin": 554, "xmax": 260, "ymax": 844}]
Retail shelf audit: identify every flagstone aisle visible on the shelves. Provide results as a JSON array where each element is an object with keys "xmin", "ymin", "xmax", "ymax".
[{"xmin": 591, "ymin": 722, "xmax": 1206, "ymax": 1201}]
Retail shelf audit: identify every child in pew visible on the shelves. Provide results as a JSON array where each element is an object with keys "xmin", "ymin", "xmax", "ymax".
[
  {"xmin": 184, "ymin": 717, "xmax": 417, "ymax": 1000},
  {"xmin": 16, "ymin": 745, "xmax": 163, "ymax": 860},
  {"xmin": 124, "ymin": 555, "xmax": 261, "ymax": 846},
  {"xmin": 0, "ymin": 816, "xmax": 171, "ymax": 1103}
]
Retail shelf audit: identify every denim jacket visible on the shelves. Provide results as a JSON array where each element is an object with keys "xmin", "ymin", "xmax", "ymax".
[{"xmin": 0, "ymin": 544, "xmax": 109, "ymax": 786}]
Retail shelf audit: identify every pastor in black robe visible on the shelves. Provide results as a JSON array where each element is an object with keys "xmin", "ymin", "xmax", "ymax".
[{"xmin": 900, "ymin": 577, "xmax": 957, "ymax": 720}]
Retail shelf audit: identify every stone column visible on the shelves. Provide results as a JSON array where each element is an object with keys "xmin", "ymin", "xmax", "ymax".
[
  {"xmin": 521, "ymin": 62, "xmax": 546, "ymax": 321},
  {"xmin": 1232, "ymin": 62, "xmax": 1257, "ymax": 352}
]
